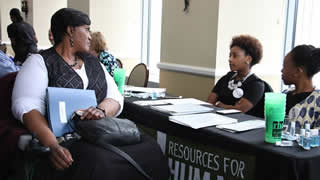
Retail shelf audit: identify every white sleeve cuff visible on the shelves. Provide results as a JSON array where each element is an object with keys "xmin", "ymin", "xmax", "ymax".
[{"xmin": 11, "ymin": 97, "xmax": 46, "ymax": 123}]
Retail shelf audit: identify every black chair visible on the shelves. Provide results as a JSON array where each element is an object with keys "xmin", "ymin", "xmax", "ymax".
[
  {"xmin": 116, "ymin": 58, "xmax": 123, "ymax": 68},
  {"xmin": 251, "ymin": 80, "xmax": 273, "ymax": 118},
  {"xmin": 126, "ymin": 63, "xmax": 149, "ymax": 87}
]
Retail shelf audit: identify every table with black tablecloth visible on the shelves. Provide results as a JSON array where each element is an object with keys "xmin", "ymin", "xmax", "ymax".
[{"xmin": 121, "ymin": 97, "xmax": 320, "ymax": 180}]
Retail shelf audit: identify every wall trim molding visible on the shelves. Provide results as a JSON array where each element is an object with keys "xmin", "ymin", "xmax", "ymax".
[
  {"xmin": 157, "ymin": 62, "xmax": 282, "ymax": 78},
  {"xmin": 157, "ymin": 62, "xmax": 216, "ymax": 77}
]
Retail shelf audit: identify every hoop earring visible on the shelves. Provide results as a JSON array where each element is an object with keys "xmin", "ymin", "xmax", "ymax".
[{"xmin": 69, "ymin": 37, "xmax": 74, "ymax": 47}]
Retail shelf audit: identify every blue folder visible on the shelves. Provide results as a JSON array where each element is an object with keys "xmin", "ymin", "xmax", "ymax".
[{"xmin": 47, "ymin": 87, "xmax": 97, "ymax": 137}]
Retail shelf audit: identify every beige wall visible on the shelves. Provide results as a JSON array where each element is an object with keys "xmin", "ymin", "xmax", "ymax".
[
  {"xmin": 89, "ymin": 0, "xmax": 141, "ymax": 60},
  {"xmin": 68, "ymin": 0, "xmax": 89, "ymax": 15},
  {"xmin": 216, "ymin": 0, "xmax": 286, "ymax": 92},
  {"xmin": 160, "ymin": 0, "xmax": 287, "ymax": 100},
  {"xmin": 33, "ymin": 0, "xmax": 67, "ymax": 49},
  {"xmin": 161, "ymin": 0, "xmax": 219, "ymax": 68},
  {"xmin": 89, "ymin": 0, "xmax": 141, "ymax": 75},
  {"xmin": 0, "ymin": 0, "xmax": 20, "ymax": 43},
  {"xmin": 160, "ymin": 70, "xmax": 213, "ymax": 100},
  {"xmin": 159, "ymin": 0, "xmax": 219, "ymax": 100}
]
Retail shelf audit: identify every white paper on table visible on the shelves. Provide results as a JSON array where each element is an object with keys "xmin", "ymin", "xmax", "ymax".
[
  {"xmin": 133, "ymin": 100, "xmax": 170, "ymax": 106},
  {"xmin": 124, "ymin": 85, "xmax": 166, "ymax": 93},
  {"xmin": 216, "ymin": 120, "xmax": 265, "ymax": 132},
  {"xmin": 169, "ymin": 113, "xmax": 238, "ymax": 129},
  {"xmin": 150, "ymin": 104, "xmax": 213, "ymax": 116},
  {"xmin": 133, "ymin": 98, "xmax": 210, "ymax": 106},
  {"xmin": 165, "ymin": 98, "xmax": 211, "ymax": 105}
]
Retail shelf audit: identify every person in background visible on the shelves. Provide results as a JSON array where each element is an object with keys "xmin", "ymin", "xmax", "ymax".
[
  {"xmin": 0, "ymin": 47, "xmax": 19, "ymax": 78},
  {"xmin": 89, "ymin": 31, "xmax": 118, "ymax": 76},
  {"xmin": 11, "ymin": 8, "xmax": 168, "ymax": 179},
  {"xmin": 208, "ymin": 35, "xmax": 265, "ymax": 116},
  {"xmin": 7, "ymin": 8, "xmax": 38, "ymax": 65},
  {"xmin": 282, "ymin": 45, "xmax": 320, "ymax": 128},
  {"xmin": 0, "ymin": 43, "xmax": 14, "ymax": 60}
]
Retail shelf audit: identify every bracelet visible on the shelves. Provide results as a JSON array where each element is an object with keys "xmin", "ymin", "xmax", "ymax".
[{"xmin": 96, "ymin": 106, "xmax": 106, "ymax": 116}]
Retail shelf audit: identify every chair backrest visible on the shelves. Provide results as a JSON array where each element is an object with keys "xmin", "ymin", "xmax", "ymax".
[
  {"xmin": 251, "ymin": 80, "xmax": 274, "ymax": 118},
  {"xmin": 126, "ymin": 63, "xmax": 149, "ymax": 87},
  {"xmin": 116, "ymin": 58, "xmax": 123, "ymax": 68}
]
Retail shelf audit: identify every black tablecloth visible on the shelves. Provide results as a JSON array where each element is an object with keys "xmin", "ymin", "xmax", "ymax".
[{"xmin": 121, "ymin": 97, "xmax": 320, "ymax": 180}]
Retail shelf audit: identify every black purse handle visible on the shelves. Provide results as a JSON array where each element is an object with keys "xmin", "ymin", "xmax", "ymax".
[
  {"xmin": 95, "ymin": 138, "xmax": 153, "ymax": 180},
  {"xmin": 70, "ymin": 113, "xmax": 152, "ymax": 180}
]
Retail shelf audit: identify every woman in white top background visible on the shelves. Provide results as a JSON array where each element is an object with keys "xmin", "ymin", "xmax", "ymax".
[{"xmin": 11, "ymin": 8, "xmax": 168, "ymax": 179}]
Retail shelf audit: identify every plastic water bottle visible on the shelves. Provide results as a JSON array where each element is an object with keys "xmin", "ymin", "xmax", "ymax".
[
  {"xmin": 311, "ymin": 129, "xmax": 319, "ymax": 147},
  {"xmin": 287, "ymin": 121, "xmax": 296, "ymax": 140},
  {"xmin": 151, "ymin": 91, "xmax": 157, "ymax": 100},
  {"xmin": 303, "ymin": 132, "xmax": 311, "ymax": 150},
  {"xmin": 289, "ymin": 121, "xmax": 295, "ymax": 137},
  {"xmin": 299, "ymin": 129, "xmax": 305, "ymax": 146},
  {"xmin": 305, "ymin": 123, "xmax": 311, "ymax": 133}
]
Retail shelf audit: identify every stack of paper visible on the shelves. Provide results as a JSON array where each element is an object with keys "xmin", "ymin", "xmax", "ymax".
[
  {"xmin": 216, "ymin": 120, "xmax": 265, "ymax": 133},
  {"xmin": 150, "ymin": 104, "xmax": 213, "ymax": 116},
  {"xmin": 124, "ymin": 85, "xmax": 166, "ymax": 93},
  {"xmin": 133, "ymin": 98, "xmax": 211, "ymax": 106},
  {"xmin": 169, "ymin": 113, "xmax": 238, "ymax": 129}
]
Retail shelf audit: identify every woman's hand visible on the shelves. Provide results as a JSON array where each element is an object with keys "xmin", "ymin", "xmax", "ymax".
[
  {"xmin": 215, "ymin": 101, "xmax": 224, "ymax": 108},
  {"xmin": 79, "ymin": 106, "xmax": 105, "ymax": 120},
  {"xmin": 49, "ymin": 143, "xmax": 73, "ymax": 170}
]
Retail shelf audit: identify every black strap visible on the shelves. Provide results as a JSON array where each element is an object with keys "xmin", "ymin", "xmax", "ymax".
[{"xmin": 96, "ymin": 139, "xmax": 153, "ymax": 180}]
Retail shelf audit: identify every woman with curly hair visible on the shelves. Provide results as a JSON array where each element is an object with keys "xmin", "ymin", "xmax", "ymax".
[
  {"xmin": 208, "ymin": 35, "xmax": 266, "ymax": 116},
  {"xmin": 89, "ymin": 31, "xmax": 119, "ymax": 76}
]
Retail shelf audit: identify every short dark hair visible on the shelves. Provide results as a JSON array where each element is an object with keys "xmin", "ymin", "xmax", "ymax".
[
  {"xmin": 230, "ymin": 35, "xmax": 263, "ymax": 67},
  {"xmin": 290, "ymin": 45, "xmax": 320, "ymax": 78},
  {"xmin": 51, "ymin": 8, "xmax": 91, "ymax": 45},
  {"xmin": 9, "ymin": 8, "xmax": 23, "ymax": 22}
]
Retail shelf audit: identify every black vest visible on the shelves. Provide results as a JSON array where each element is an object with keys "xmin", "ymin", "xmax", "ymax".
[{"xmin": 40, "ymin": 47, "xmax": 107, "ymax": 104}]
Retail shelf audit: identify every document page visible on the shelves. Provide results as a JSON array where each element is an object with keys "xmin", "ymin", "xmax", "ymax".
[
  {"xmin": 169, "ymin": 113, "xmax": 238, "ymax": 129},
  {"xmin": 150, "ymin": 104, "xmax": 213, "ymax": 116},
  {"xmin": 216, "ymin": 120, "xmax": 265, "ymax": 132},
  {"xmin": 125, "ymin": 85, "xmax": 166, "ymax": 93},
  {"xmin": 133, "ymin": 98, "xmax": 211, "ymax": 106}
]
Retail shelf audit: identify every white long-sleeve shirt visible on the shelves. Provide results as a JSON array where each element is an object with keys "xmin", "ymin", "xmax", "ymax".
[{"xmin": 11, "ymin": 53, "xmax": 123, "ymax": 123}]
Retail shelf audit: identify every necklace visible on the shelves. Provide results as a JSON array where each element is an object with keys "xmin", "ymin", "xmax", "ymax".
[
  {"xmin": 69, "ymin": 55, "xmax": 78, "ymax": 67},
  {"xmin": 227, "ymin": 71, "xmax": 253, "ymax": 98}
]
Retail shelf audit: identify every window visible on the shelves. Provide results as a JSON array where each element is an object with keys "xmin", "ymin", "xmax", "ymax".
[
  {"xmin": 282, "ymin": 0, "xmax": 320, "ymax": 89},
  {"xmin": 141, "ymin": 0, "xmax": 162, "ymax": 83}
]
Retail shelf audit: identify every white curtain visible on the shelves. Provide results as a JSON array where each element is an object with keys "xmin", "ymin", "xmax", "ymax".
[
  {"xmin": 295, "ymin": 0, "xmax": 320, "ymax": 47},
  {"xmin": 294, "ymin": 0, "xmax": 320, "ymax": 88}
]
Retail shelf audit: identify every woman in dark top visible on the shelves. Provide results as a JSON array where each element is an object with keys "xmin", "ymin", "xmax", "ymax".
[
  {"xmin": 208, "ymin": 35, "xmax": 265, "ymax": 116},
  {"xmin": 282, "ymin": 45, "xmax": 320, "ymax": 115}
]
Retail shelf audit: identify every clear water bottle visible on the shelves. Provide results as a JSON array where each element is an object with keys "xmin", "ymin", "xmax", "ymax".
[
  {"xmin": 303, "ymin": 132, "xmax": 311, "ymax": 150},
  {"xmin": 299, "ymin": 129, "xmax": 305, "ymax": 146},
  {"xmin": 311, "ymin": 129, "xmax": 319, "ymax": 147},
  {"xmin": 289, "ymin": 121, "xmax": 296, "ymax": 137},
  {"xmin": 305, "ymin": 123, "xmax": 311, "ymax": 133}
]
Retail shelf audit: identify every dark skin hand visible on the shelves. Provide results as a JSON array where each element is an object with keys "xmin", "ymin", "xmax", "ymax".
[
  {"xmin": 49, "ymin": 143, "xmax": 73, "ymax": 170},
  {"xmin": 79, "ymin": 106, "xmax": 106, "ymax": 120}
]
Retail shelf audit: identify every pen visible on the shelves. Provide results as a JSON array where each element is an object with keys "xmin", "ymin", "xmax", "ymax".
[{"xmin": 161, "ymin": 96, "xmax": 183, "ymax": 99}]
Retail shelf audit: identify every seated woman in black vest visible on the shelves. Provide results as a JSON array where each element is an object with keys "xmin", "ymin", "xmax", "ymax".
[
  {"xmin": 208, "ymin": 35, "xmax": 265, "ymax": 117},
  {"xmin": 11, "ymin": 8, "xmax": 168, "ymax": 179},
  {"xmin": 282, "ymin": 45, "xmax": 320, "ymax": 128}
]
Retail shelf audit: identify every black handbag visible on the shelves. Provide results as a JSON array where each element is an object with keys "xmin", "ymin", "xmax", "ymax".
[
  {"xmin": 71, "ymin": 113, "xmax": 141, "ymax": 146},
  {"xmin": 70, "ymin": 112, "xmax": 152, "ymax": 180}
]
